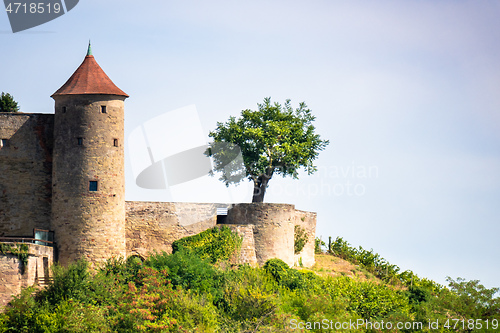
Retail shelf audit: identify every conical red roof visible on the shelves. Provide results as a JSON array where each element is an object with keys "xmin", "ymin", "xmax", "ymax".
[{"xmin": 52, "ymin": 54, "xmax": 128, "ymax": 98}]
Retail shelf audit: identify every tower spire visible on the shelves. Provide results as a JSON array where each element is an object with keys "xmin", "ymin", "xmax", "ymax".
[{"xmin": 87, "ymin": 40, "xmax": 92, "ymax": 56}]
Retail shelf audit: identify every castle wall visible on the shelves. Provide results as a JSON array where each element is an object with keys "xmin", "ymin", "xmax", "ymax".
[
  {"xmin": 293, "ymin": 210, "xmax": 317, "ymax": 267},
  {"xmin": 126, "ymin": 201, "xmax": 316, "ymax": 267},
  {"xmin": 0, "ymin": 253, "xmax": 24, "ymax": 309},
  {"xmin": 224, "ymin": 203, "xmax": 296, "ymax": 267},
  {"xmin": 223, "ymin": 224, "xmax": 258, "ymax": 265},
  {"xmin": 0, "ymin": 113, "xmax": 53, "ymax": 236},
  {"xmin": 0, "ymin": 243, "xmax": 54, "ymax": 309},
  {"xmin": 125, "ymin": 201, "xmax": 229, "ymax": 257}
]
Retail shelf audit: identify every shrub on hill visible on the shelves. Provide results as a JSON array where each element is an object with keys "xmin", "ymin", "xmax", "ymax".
[
  {"xmin": 325, "ymin": 236, "xmax": 444, "ymax": 292},
  {"xmin": 1, "ymin": 234, "xmax": 499, "ymax": 332},
  {"xmin": 171, "ymin": 226, "xmax": 242, "ymax": 264},
  {"xmin": 144, "ymin": 248, "xmax": 220, "ymax": 295}
]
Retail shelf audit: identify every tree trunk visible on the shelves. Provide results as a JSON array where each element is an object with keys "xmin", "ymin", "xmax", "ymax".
[{"xmin": 252, "ymin": 175, "xmax": 271, "ymax": 203}]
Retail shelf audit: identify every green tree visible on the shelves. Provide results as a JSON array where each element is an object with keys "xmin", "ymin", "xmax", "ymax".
[
  {"xmin": 0, "ymin": 92, "xmax": 20, "ymax": 112},
  {"xmin": 440, "ymin": 277, "xmax": 500, "ymax": 319},
  {"xmin": 208, "ymin": 97, "xmax": 329, "ymax": 202}
]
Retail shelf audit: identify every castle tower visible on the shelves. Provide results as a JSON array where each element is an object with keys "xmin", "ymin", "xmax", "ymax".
[{"xmin": 50, "ymin": 44, "xmax": 128, "ymax": 266}]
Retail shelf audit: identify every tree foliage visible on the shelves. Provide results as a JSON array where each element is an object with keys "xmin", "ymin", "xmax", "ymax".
[
  {"xmin": 0, "ymin": 92, "xmax": 19, "ymax": 112},
  {"xmin": 1, "ymin": 245, "xmax": 499, "ymax": 332},
  {"xmin": 208, "ymin": 97, "xmax": 329, "ymax": 202},
  {"xmin": 2, "ymin": 232, "xmax": 499, "ymax": 332},
  {"xmin": 441, "ymin": 277, "xmax": 500, "ymax": 320},
  {"xmin": 326, "ymin": 236, "xmax": 446, "ymax": 292}
]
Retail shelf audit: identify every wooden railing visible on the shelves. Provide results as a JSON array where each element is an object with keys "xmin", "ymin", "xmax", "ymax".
[
  {"xmin": 0, "ymin": 228, "xmax": 54, "ymax": 246},
  {"xmin": 0, "ymin": 237, "xmax": 54, "ymax": 246}
]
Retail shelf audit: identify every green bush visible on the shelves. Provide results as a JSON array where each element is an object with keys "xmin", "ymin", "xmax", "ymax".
[
  {"xmin": 437, "ymin": 277, "xmax": 500, "ymax": 320},
  {"xmin": 326, "ymin": 276, "xmax": 411, "ymax": 320},
  {"xmin": 144, "ymin": 248, "xmax": 220, "ymax": 295},
  {"xmin": 36, "ymin": 260, "xmax": 91, "ymax": 306},
  {"xmin": 327, "ymin": 236, "xmax": 444, "ymax": 292},
  {"xmin": 172, "ymin": 226, "xmax": 242, "ymax": 264},
  {"xmin": 407, "ymin": 285, "xmax": 431, "ymax": 305},
  {"xmin": 315, "ymin": 237, "xmax": 326, "ymax": 254},
  {"xmin": 263, "ymin": 258, "xmax": 321, "ymax": 292},
  {"xmin": 107, "ymin": 266, "xmax": 219, "ymax": 332},
  {"xmin": 263, "ymin": 258, "xmax": 290, "ymax": 283},
  {"xmin": 294, "ymin": 225, "xmax": 308, "ymax": 254},
  {"xmin": 217, "ymin": 265, "xmax": 282, "ymax": 332},
  {"xmin": 2, "ymin": 288, "xmax": 111, "ymax": 333},
  {"xmin": 281, "ymin": 290, "xmax": 363, "ymax": 332},
  {"xmin": 284, "ymin": 269, "xmax": 321, "ymax": 291},
  {"xmin": 2, "ymin": 238, "xmax": 497, "ymax": 332},
  {"xmin": 0, "ymin": 313, "xmax": 6, "ymax": 331},
  {"xmin": 1, "ymin": 286, "xmax": 39, "ymax": 332},
  {"xmin": 100, "ymin": 255, "xmax": 143, "ymax": 283},
  {"xmin": 39, "ymin": 300, "xmax": 110, "ymax": 332}
]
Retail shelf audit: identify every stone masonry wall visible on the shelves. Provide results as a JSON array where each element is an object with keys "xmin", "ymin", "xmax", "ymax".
[
  {"xmin": 51, "ymin": 95, "xmax": 126, "ymax": 266},
  {"xmin": 225, "ymin": 203, "xmax": 296, "ymax": 267},
  {"xmin": 0, "ymin": 243, "xmax": 54, "ymax": 309},
  {"xmin": 293, "ymin": 210, "xmax": 317, "ymax": 267},
  {"xmin": 223, "ymin": 224, "xmax": 258, "ymax": 266},
  {"xmin": 125, "ymin": 201, "xmax": 230, "ymax": 258},
  {"xmin": 0, "ymin": 113, "xmax": 54, "ymax": 237},
  {"xmin": 126, "ymin": 202, "xmax": 316, "ymax": 267}
]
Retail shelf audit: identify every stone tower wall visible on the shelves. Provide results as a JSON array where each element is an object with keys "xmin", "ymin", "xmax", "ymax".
[
  {"xmin": 293, "ymin": 210, "xmax": 317, "ymax": 267},
  {"xmin": 223, "ymin": 224, "xmax": 258, "ymax": 265},
  {"xmin": 225, "ymin": 203, "xmax": 296, "ymax": 267},
  {"xmin": 51, "ymin": 95, "xmax": 126, "ymax": 266},
  {"xmin": 0, "ymin": 113, "xmax": 53, "ymax": 236}
]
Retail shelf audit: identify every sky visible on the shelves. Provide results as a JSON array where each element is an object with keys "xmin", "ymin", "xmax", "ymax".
[{"xmin": 1, "ymin": 0, "xmax": 499, "ymax": 290}]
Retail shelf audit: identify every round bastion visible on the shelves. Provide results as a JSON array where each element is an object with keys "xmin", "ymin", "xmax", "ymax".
[{"xmin": 225, "ymin": 203, "xmax": 296, "ymax": 267}]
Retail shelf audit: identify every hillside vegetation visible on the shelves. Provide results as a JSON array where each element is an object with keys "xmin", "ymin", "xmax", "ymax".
[{"xmin": 0, "ymin": 228, "xmax": 498, "ymax": 332}]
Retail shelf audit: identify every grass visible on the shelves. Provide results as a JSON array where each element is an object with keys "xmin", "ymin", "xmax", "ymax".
[{"xmin": 309, "ymin": 254, "xmax": 381, "ymax": 283}]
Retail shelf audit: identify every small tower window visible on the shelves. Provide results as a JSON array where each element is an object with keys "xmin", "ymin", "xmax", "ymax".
[
  {"xmin": 101, "ymin": 105, "xmax": 107, "ymax": 113},
  {"xmin": 0, "ymin": 139, "xmax": 8, "ymax": 148},
  {"xmin": 113, "ymin": 138, "xmax": 118, "ymax": 147},
  {"xmin": 89, "ymin": 181, "xmax": 98, "ymax": 192},
  {"xmin": 216, "ymin": 207, "xmax": 228, "ymax": 224},
  {"xmin": 62, "ymin": 106, "xmax": 67, "ymax": 113},
  {"xmin": 77, "ymin": 137, "xmax": 83, "ymax": 145}
]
